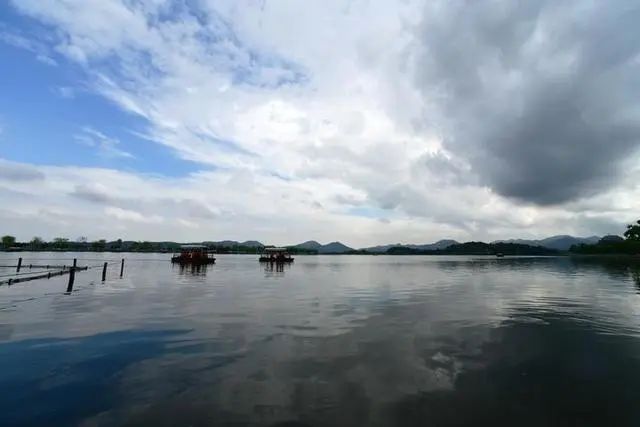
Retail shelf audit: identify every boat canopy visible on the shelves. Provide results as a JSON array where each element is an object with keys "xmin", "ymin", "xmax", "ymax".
[
  {"xmin": 264, "ymin": 247, "xmax": 288, "ymax": 252},
  {"xmin": 181, "ymin": 244, "xmax": 208, "ymax": 249}
]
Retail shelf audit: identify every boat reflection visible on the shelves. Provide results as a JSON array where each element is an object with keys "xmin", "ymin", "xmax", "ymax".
[
  {"xmin": 175, "ymin": 263, "xmax": 209, "ymax": 276},
  {"xmin": 263, "ymin": 261, "xmax": 290, "ymax": 277},
  {"xmin": 630, "ymin": 265, "xmax": 640, "ymax": 293}
]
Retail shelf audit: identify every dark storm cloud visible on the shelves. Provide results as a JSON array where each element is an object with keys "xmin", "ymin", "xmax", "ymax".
[
  {"xmin": 417, "ymin": 151, "xmax": 475, "ymax": 186},
  {"xmin": 413, "ymin": 1, "xmax": 640, "ymax": 204}
]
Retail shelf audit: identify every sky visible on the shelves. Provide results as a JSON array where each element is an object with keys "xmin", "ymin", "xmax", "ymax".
[{"xmin": 1, "ymin": 0, "xmax": 640, "ymax": 247}]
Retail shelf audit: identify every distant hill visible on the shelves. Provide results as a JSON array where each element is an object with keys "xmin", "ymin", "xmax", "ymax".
[
  {"xmin": 291, "ymin": 240, "xmax": 354, "ymax": 254},
  {"xmin": 293, "ymin": 240, "xmax": 323, "ymax": 250},
  {"xmin": 570, "ymin": 236, "xmax": 639, "ymax": 255},
  {"xmin": 599, "ymin": 235, "xmax": 624, "ymax": 244},
  {"xmin": 361, "ymin": 243, "xmax": 402, "ymax": 253},
  {"xmin": 364, "ymin": 236, "xmax": 600, "ymax": 253},
  {"xmin": 493, "ymin": 235, "xmax": 600, "ymax": 251},
  {"xmin": 362, "ymin": 239, "xmax": 459, "ymax": 253},
  {"xmin": 319, "ymin": 241, "xmax": 353, "ymax": 253},
  {"xmin": 388, "ymin": 242, "xmax": 558, "ymax": 256},
  {"xmin": 240, "ymin": 240, "xmax": 265, "ymax": 247},
  {"xmin": 203, "ymin": 240, "xmax": 264, "ymax": 248},
  {"xmin": 409, "ymin": 239, "xmax": 459, "ymax": 251}
]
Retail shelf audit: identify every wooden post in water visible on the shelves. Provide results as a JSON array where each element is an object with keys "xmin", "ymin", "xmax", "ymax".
[
  {"xmin": 66, "ymin": 267, "xmax": 75, "ymax": 293},
  {"xmin": 102, "ymin": 262, "xmax": 108, "ymax": 281},
  {"xmin": 16, "ymin": 257, "xmax": 22, "ymax": 272},
  {"xmin": 120, "ymin": 259, "xmax": 125, "ymax": 278}
]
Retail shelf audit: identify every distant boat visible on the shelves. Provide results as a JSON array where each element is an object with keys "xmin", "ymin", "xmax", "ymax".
[
  {"xmin": 171, "ymin": 245, "xmax": 216, "ymax": 264},
  {"xmin": 259, "ymin": 247, "xmax": 294, "ymax": 263},
  {"xmin": 496, "ymin": 252, "xmax": 504, "ymax": 258}
]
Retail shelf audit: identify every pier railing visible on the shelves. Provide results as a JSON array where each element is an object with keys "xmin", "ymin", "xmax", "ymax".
[{"xmin": 0, "ymin": 257, "xmax": 126, "ymax": 293}]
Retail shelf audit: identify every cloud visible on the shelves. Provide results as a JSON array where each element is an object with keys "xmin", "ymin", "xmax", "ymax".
[
  {"xmin": 105, "ymin": 207, "xmax": 163, "ymax": 224},
  {"xmin": 0, "ymin": 159, "xmax": 45, "ymax": 181},
  {"xmin": 180, "ymin": 199, "xmax": 220, "ymax": 220},
  {"xmin": 5, "ymin": 1, "xmax": 640, "ymax": 244},
  {"xmin": 0, "ymin": 159, "xmax": 398, "ymax": 244},
  {"xmin": 0, "ymin": 29, "xmax": 57, "ymax": 65},
  {"xmin": 70, "ymin": 183, "xmax": 118, "ymax": 204},
  {"xmin": 2, "ymin": 158, "xmax": 639, "ymax": 245},
  {"xmin": 53, "ymin": 86, "xmax": 75, "ymax": 98},
  {"xmin": 74, "ymin": 127, "xmax": 134, "ymax": 159},
  {"xmin": 410, "ymin": 0, "xmax": 640, "ymax": 205}
]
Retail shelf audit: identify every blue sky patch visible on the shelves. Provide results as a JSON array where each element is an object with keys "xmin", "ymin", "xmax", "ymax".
[{"xmin": 0, "ymin": 7, "xmax": 202, "ymax": 177}]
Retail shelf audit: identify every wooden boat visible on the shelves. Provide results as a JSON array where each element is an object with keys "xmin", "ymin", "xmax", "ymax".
[
  {"xmin": 171, "ymin": 245, "xmax": 216, "ymax": 264},
  {"xmin": 259, "ymin": 247, "xmax": 294, "ymax": 263}
]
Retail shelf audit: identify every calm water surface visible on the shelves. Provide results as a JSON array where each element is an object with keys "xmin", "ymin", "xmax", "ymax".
[{"xmin": 2, "ymin": 253, "xmax": 640, "ymax": 426}]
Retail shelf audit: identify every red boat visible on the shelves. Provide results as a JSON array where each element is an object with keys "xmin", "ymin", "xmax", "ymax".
[{"xmin": 171, "ymin": 245, "xmax": 216, "ymax": 264}]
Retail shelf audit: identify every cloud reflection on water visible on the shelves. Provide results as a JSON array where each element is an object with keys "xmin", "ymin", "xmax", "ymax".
[{"xmin": 1, "ymin": 255, "xmax": 640, "ymax": 426}]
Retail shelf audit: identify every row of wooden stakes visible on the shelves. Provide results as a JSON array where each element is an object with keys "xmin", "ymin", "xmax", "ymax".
[{"xmin": 0, "ymin": 258, "xmax": 125, "ymax": 292}]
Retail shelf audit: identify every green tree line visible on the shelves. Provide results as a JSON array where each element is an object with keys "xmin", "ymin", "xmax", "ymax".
[
  {"xmin": 0, "ymin": 236, "xmax": 182, "ymax": 252},
  {"xmin": 570, "ymin": 219, "xmax": 640, "ymax": 255}
]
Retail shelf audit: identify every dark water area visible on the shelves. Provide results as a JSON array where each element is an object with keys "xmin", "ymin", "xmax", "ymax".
[{"xmin": 2, "ymin": 253, "xmax": 640, "ymax": 426}]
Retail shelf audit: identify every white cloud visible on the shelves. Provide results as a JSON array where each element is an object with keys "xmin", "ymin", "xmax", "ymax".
[
  {"xmin": 4, "ymin": 1, "xmax": 640, "ymax": 244},
  {"xmin": 0, "ymin": 29, "xmax": 57, "ymax": 65},
  {"xmin": 53, "ymin": 86, "xmax": 75, "ymax": 98},
  {"xmin": 105, "ymin": 207, "xmax": 163, "ymax": 224},
  {"xmin": 74, "ymin": 127, "xmax": 134, "ymax": 159},
  {"xmin": 1, "ymin": 158, "xmax": 638, "ymax": 246},
  {"xmin": 0, "ymin": 159, "xmax": 400, "ymax": 244}
]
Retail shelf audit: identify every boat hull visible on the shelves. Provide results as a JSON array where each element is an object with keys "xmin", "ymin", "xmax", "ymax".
[
  {"xmin": 259, "ymin": 257, "xmax": 294, "ymax": 263},
  {"xmin": 171, "ymin": 257, "xmax": 216, "ymax": 264}
]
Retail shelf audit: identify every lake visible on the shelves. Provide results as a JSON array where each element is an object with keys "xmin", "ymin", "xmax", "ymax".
[{"xmin": 2, "ymin": 253, "xmax": 640, "ymax": 426}]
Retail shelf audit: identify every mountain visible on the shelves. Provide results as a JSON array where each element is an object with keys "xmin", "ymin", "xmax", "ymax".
[
  {"xmin": 361, "ymin": 243, "xmax": 402, "ymax": 253},
  {"xmin": 388, "ymin": 241, "xmax": 558, "ymax": 256},
  {"xmin": 204, "ymin": 240, "xmax": 264, "ymax": 248},
  {"xmin": 448, "ymin": 242, "xmax": 559, "ymax": 255},
  {"xmin": 362, "ymin": 239, "xmax": 459, "ymax": 253},
  {"xmin": 293, "ymin": 240, "xmax": 323, "ymax": 250},
  {"xmin": 199, "ymin": 235, "xmax": 600, "ymax": 253},
  {"xmin": 493, "ymin": 235, "xmax": 600, "ymax": 251},
  {"xmin": 240, "ymin": 240, "xmax": 264, "ymax": 247},
  {"xmin": 362, "ymin": 235, "xmax": 600, "ymax": 253},
  {"xmin": 599, "ymin": 235, "xmax": 624, "ymax": 244},
  {"xmin": 409, "ymin": 239, "xmax": 460, "ymax": 251},
  {"xmin": 318, "ymin": 241, "xmax": 353, "ymax": 254},
  {"xmin": 539, "ymin": 235, "xmax": 599, "ymax": 250},
  {"xmin": 291, "ymin": 241, "xmax": 354, "ymax": 253}
]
